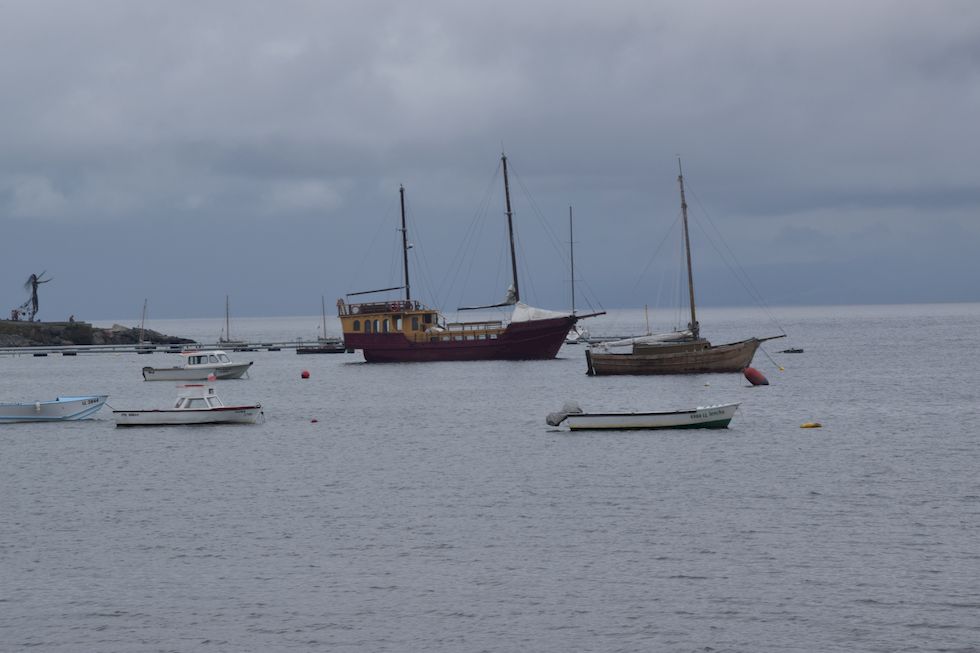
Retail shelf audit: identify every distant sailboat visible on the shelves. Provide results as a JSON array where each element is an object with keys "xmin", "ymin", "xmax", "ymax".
[
  {"xmin": 585, "ymin": 160, "xmax": 784, "ymax": 375},
  {"xmin": 218, "ymin": 295, "xmax": 249, "ymax": 350},
  {"xmin": 297, "ymin": 296, "xmax": 346, "ymax": 354},
  {"xmin": 137, "ymin": 299, "xmax": 153, "ymax": 353}
]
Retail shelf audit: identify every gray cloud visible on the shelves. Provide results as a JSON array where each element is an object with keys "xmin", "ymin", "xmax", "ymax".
[{"xmin": 1, "ymin": 0, "xmax": 978, "ymax": 320}]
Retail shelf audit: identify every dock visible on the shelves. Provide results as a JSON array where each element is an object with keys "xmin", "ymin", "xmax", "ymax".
[{"xmin": 0, "ymin": 341, "xmax": 349, "ymax": 357}]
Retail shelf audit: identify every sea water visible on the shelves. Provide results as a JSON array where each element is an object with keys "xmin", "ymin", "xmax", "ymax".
[{"xmin": 2, "ymin": 304, "xmax": 979, "ymax": 652}]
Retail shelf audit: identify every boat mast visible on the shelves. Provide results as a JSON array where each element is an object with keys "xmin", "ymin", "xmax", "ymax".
[
  {"xmin": 321, "ymin": 295, "xmax": 327, "ymax": 338},
  {"xmin": 399, "ymin": 184, "xmax": 411, "ymax": 302},
  {"xmin": 678, "ymin": 158, "xmax": 699, "ymax": 340},
  {"xmin": 139, "ymin": 299, "xmax": 147, "ymax": 343},
  {"xmin": 502, "ymin": 153, "xmax": 520, "ymax": 303},
  {"xmin": 569, "ymin": 206, "xmax": 576, "ymax": 315},
  {"xmin": 225, "ymin": 295, "xmax": 231, "ymax": 341}
]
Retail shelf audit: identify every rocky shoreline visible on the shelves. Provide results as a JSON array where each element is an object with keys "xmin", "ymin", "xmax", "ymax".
[{"xmin": 0, "ymin": 320, "xmax": 196, "ymax": 348}]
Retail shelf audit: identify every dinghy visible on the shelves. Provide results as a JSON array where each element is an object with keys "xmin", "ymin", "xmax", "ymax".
[
  {"xmin": 546, "ymin": 401, "xmax": 739, "ymax": 431},
  {"xmin": 0, "ymin": 395, "xmax": 108, "ymax": 422}
]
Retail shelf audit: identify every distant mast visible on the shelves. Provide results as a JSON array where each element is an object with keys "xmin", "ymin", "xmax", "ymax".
[
  {"xmin": 225, "ymin": 295, "xmax": 231, "ymax": 342},
  {"xmin": 502, "ymin": 153, "xmax": 520, "ymax": 303},
  {"xmin": 320, "ymin": 295, "xmax": 327, "ymax": 340},
  {"xmin": 139, "ymin": 299, "xmax": 147, "ymax": 343},
  {"xmin": 399, "ymin": 184, "xmax": 411, "ymax": 302},
  {"xmin": 678, "ymin": 158, "xmax": 699, "ymax": 340},
  {"xmin": 569, "ymin": 206, "xmax": 576, "ymax": 315}
]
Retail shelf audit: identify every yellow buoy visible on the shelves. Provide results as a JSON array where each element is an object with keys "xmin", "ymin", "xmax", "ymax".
[{"xmin": 800, "ymin": 422, "xmax": 822, "ymax": 429}]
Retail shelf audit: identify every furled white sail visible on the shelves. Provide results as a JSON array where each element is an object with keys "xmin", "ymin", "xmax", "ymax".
[
  {"xmin": 511, "ymin": 302, "xmax": 572, "ymax": 323},
  {"xmin": 591, "ymin": 329, "xmax": 694, "ymax": 350}
]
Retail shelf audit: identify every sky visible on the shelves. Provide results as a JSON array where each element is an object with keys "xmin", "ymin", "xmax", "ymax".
[{"xmin": 1, "ymin": 1, "xmax": 979, "ymax": 322}]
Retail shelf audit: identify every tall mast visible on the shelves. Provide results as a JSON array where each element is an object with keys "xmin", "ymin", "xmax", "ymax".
[
  {"xmin": 225, "ymin": 295, "xmax": 231, "ymax": 341},
  {"xmin": 569, "ymin": 206, "xmax": 576, "ymax": 314},
  {"xmin": 399, "ymin": 184, "xmax": 411, "ymax": 302},
  {"xmin": 502, "ymin": 153, "xmax": 520, "ymax": 303},
  {"xmin": 678, "ymin": 158, "xmax": 699, "ymax": 340},
  {"xmin": 139, "ymin": 298, "xmax": 147, "ymax": 343}
]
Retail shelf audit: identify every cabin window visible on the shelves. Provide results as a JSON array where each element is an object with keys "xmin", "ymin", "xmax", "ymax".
[
  {"xmin": 353, "ymin": 319, "xmax": 360, "ymax": 331},
  {"xmin": 383, "ymin": 319, "xmax": 390, "ymax": 333},
  {"xmin": 394, "ymin": 317, "xmax": 402, "ymax": 331},
  {"xmin": 478, "ymin": 334, "xmax": 486, "ymax": 340},
  {"xmin": 373, "ymin": 319, "xmax": 380, "ymax": 332},
  {"xmin": 411, "ymin": 317, "xmax": 419, "ymax": 331},
  {"xmin": 209, "ymin": 355, "xmax": 218, "ymax": 363},
  {"xmin": 218, "ymin": 354, "xmax": 229, "ymax": 362},
  {"xmin": 423, "ymin": 314, "xmax": 433, "ymax": 324},
  {"xmin": 187, "ymin": 398, "xmax": 206, "ymax": 409},
  {"xmin": 489, "ymin": 333, "xmax": 498, "ymax": 340},
  {"xmin": 206, "ymin": 398, "xmax": 219, "ymax": 408},
  {"xmin": 364, "ymin": 320, "xmax": 372, "ymax": 333},
  {"xmin": 176, "ymin": 399, "xmax": 185, "ymax": 408},
  {"xmin": 465, "ymin": 335, "xmax": 475, "ymax": 340}
]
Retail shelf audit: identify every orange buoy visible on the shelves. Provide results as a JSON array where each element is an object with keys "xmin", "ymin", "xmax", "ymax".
[
  {"xmin": 743, "ymin": 366, "xmax": 769, "ymax": 386},
  {"xmin": 301, "ymin": 370, "xmax": 310, "ymax": 379}
]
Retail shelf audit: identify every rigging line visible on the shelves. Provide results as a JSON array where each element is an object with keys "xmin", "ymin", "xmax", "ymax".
[
  {"xmin": 437, "ymin": 165, "xmax": 500, "ymax": 310},
  {"xmin": 686, "ymin": 183, "xmax": 786, "ymax": 334},
  {"xmin": 686, "ymin": 181, "xmax": 784, "ymax": 329},
  {"xmin": 402, "ymin": 195, "xmax": 437, "ymax": 306},
  {"xmin": 346, "ymin": 192, "xmax": 398, "ymax": 293},
  {"xmin": 630, "ymin": 212, "xmax": 682, "ymax": 295},
  {"xmin": 510, "ymin": 160, "xmax": 570, "ymax": 263}
]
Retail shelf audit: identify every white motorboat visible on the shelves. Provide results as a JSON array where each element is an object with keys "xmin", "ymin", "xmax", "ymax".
[
  {"xmin": 0, "ymin": 395, "xmax": 108, "ymax": 423},
  {"xmin": 546, "ymin": 401, "xmax": 740, "ymax": 431},
  {"xmin": 142, "ymin": 350, "xmax": 252, "ymax": 381},
  {"xmin": 113, "ymin": 384, "xmax": 262, "ymax": 426}
]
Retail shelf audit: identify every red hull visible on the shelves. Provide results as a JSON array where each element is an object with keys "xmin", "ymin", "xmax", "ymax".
[{"xmin": 345, "ymin": 316, "xmax": 576, "ymax": 362}]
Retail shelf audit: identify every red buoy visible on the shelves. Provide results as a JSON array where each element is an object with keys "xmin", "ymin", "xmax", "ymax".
[
  {"xmin": 301, "ymin": 370, "xmax": 310, "ymax": 379},
  {"xmin": 207, "ymin": 373, "xmax": 217, "ymax": 382},
  {"xmin": 743, "ymin": 366, "xmax": 769, "ymax": 386}
]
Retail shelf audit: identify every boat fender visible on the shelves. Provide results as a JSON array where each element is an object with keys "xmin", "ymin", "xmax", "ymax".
[
  {"xmin": 301, "ymin": 370, "xmax": 310, "ymax": 379},
  {"xmin": 351, "ymin": 306, "xmax": 359, "ymax": 314},
  {"xmin": 743, "ymin": 367, "xmax": 769, "ymax": 386},
  {"xmin": 800, "ymin": 422, "xmax": 822, "ymax": 429},
  {"xmin": 35, "ymin": 401, "xmax": 41, "ymax": 412},
  {"xmin": 388, "ymin": 302, "xmax": 399, "ymax": 312}
]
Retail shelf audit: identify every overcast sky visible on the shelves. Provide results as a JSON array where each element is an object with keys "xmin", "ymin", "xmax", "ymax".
[{"xmin": 2, "ymin": 1, "xmax": 978, "ymax": 322}]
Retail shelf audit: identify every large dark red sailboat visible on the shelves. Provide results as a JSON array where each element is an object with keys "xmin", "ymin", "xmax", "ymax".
[{"xmin": 337, "ymin": 154, "xmax": 600, "ymax": 363}]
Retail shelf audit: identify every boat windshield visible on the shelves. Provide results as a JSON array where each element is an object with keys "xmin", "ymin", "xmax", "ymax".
[{"xmin": 218, "ymin": 354, "xmax": 230, "ymax": 363}]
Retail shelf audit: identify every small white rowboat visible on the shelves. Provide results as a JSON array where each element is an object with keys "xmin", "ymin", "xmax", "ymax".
[
  {"xmin": 0, "ymin": 395, "xmax": 108, "ymax": 423},
  {"xmin": 114, "ymin": 384, "xmax": 262, "ymax": 427},
  {"xmin": 547, "ymin": 401, "xmax": 740, "ymax": 431}
]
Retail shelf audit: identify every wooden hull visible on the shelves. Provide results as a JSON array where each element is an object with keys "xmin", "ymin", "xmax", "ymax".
[
  {"xmin": 564, "ymin": 403, "xmax": 739, "ymax": 430},
  {"xmin": 586, "ymin": 338, "xmax": 762, "ymax": 375},
  {"xmin": 0, "ymin": 395, "xmax": 108, "ymax": 422},
  {"xmin": 142, "ymin": 362, "xmax": 252, "ymax": 381},
  {"xmin": 113, "ymin": 405, "xmax": 262, "ymax": 426},
  {"xmin": 347, "ymin": 316, "xmax": 576, "ymax": 363}
]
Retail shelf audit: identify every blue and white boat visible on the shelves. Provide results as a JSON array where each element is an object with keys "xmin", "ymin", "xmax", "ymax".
[{"xmin": 0, "ymin": 395, "xmax": 108, "ymax": 423}]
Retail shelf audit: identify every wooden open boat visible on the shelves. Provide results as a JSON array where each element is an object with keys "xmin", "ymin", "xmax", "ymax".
[
  {"xmin": 0, "ymin": 395, "xmax": 108, "ymax": 423},
  {"xmin": 546, "ymin": 401, "xmax": 739, "ymax": 431},
  {"xmin": 586, "ymin": 160, "xmax": 782, "ymax": 375}
]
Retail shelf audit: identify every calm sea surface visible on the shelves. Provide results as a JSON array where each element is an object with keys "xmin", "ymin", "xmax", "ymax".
[{"xmin": 2, "ymin": 304, "xmax": 979, "ymax": 652}]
